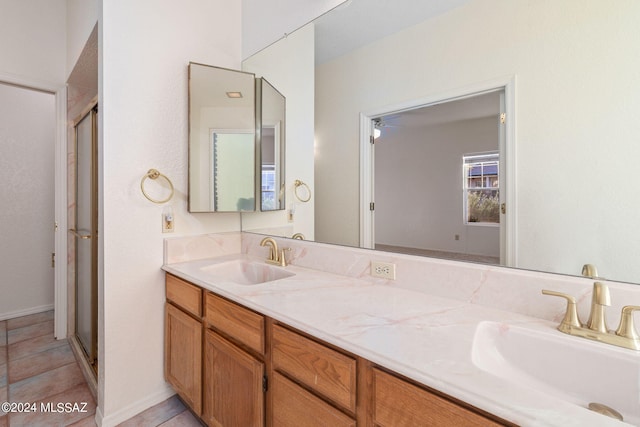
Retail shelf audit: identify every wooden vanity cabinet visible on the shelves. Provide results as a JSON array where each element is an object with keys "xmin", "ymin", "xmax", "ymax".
[
  {"xmin": 203, "ymin": 292, "xmax": 266, "ymax": 427},
  {"xmin": 164, "ymin": 274, "xmax": 513, "ymax": 427},
  {"xmin": 272, "ymin": 324, "xmax": 357, "ymax": 413},
  {"xmin": 271, "ymin": 372, "xmax": 355, "ymax": 427},
  {"xmin": 164, "ymin": 275, "xmax": 202, "ymax": 415},
  {"xmin": 372, "ymin": 368, "xmax": 506, "ymax": 427},
  {"xmin": 203, "ymin": 330, "xmax": 265, "ymax": 426}
]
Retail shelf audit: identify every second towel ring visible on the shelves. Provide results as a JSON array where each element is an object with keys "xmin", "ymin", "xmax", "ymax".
[
  {"xmin": 141, "ymin": 169, "xmax": 174, "ymax": 204},
  {"xmin": 294, "ymin": 179, "xmax": 311, "ymax": 202}
]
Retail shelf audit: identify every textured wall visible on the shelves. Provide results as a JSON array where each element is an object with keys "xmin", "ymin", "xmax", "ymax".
[{"xmin": 0, "ymin": 84, "xmax": 56, "ymax": 318}]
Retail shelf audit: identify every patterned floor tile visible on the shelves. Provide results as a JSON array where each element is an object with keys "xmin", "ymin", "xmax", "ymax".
[
  {"xmin": 8, "ymin": 334, "xmax": 67, "ymax": 362},
  {"xmin": 157, "ymin": 410, "xmax": 203, "ymax": 427},
  {"xmin": 9, "ymin": 362, "xmax": 85, "ymax": 403},
  {"xmin": 6, "ymin": 312, "xmax": 54, "ymax": 331},
  {"xmin": 8, "ymin": 342, "xmax": 75, "ymax": 384},
  {"xmin": 8, "ymin": 383, "xmax": 96, "ymax": 427},
  {"xmin": 116, "ymin": 395, "xmax": 186, "ymax": 427},
  {"xmin": 7, "ymin": 321, "xmax": 54, "ymax": 346}
]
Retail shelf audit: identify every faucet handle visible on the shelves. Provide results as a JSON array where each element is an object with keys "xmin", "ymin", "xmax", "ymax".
[
  {"xmin": 615, "ymin": 305, "xmax": 640, "ymax": 340},
  {"xmin": 542, "ymin": 290, "xmax": 582, "ymax": 331},
  {"xmin": 279, "ymin": 248, "xmax": 291, "ymax": 267}
]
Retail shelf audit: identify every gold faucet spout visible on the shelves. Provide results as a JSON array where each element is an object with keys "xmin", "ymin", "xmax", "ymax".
[
  {"xmin": 260, "ymin": 237, "xmax": 278, "ymax": 262},
  {"xmin": 586, "ymin": 282, "xmax": 610, "ymax": 333}
]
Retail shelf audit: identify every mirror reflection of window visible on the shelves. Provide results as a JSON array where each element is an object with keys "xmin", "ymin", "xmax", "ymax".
[{"xmin": 463, "ymin": 152, "xmax": 499, "ymax": 225}]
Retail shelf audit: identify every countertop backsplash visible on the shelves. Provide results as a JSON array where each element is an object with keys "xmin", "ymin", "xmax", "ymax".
[{"xmin": 164, "ymin": 231, "xmax": 640, "ymax": 330}]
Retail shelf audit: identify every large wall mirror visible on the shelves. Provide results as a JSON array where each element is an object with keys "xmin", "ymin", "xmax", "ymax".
[
  {"xmin": 241, "ymin": 0, "xmax": 640, "ymax": 285},
  {"xmin": 189, "ymin": 63, "xmax": 256, "ymax": 212}
]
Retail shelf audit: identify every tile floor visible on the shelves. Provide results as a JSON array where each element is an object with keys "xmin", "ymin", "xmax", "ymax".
[{"xmin": 0, "ymin": 311, "xmax": 202, "ymax": 427}]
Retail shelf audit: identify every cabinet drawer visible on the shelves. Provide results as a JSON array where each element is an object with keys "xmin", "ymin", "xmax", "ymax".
[
  {"xmin": 271, "ymin": 372, "xmax": 355, "ymax": 427},
  {"xmin": 166, "ymin": 274, "xmax": 202, "ymax": 317},
  {"xmin": 373, "ymin": 368, "xmax": 505, "ymax": 427},
  {"xmin": 272, "ymin": 324, "xmax": 356, "ymax": 413},
  {"xmin": 205, "ymin": 292, "xmax": 265, "ymax": 355}
]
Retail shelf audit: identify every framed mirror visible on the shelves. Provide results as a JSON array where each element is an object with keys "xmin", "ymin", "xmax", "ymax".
[
  {"xmin": 257, "ymin": 78, "xmax": 286, "ymax": 211},
  {"xmin": 188, "ymin": 63, "xmax": 256, "ymax": 212}
]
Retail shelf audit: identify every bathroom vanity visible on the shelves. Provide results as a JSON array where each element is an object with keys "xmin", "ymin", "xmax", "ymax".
[
  {"xmin": 162, "ymin": 233, "xmax": 639, "ymax": 427},
  {"xmin": 164, "ymin": 272, "xmax": 509, "ymax": 426}
]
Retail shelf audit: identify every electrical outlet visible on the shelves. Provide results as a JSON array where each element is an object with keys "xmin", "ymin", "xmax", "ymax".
[
  {"xmin": 371, "ymin": 261, "xmax": 396, "ymax": 279},
  {"xmin": 162, "ymin": 213, "xmax": 174, "ymax": 233}
]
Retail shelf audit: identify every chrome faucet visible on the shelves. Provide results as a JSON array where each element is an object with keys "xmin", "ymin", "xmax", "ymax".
[
  {"xmin": 259, "ymin": 237, "xmax": 290, "ymax": 267},
  {"xmin": 542, "ymin": 282, "xmax": 640, "ymax": 350}
]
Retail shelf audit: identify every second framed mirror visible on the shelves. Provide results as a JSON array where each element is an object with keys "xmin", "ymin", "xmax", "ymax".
[{"xmin": 256, "ymin": 77, "xmax": 286, "ymax": 211}]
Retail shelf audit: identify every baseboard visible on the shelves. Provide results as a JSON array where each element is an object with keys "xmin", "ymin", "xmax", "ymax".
[
  {"xmin": 95, "ymin": 385, "xmax": 176, "ymax": 427},
  {"xmin": 0, "ymin": 304, "xmax": 54, "ymax": 321}
]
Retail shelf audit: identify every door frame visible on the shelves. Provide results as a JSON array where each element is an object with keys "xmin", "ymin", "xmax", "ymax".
[
  {"xmin": 359, "ymin": 76, "xmax": 517, "ymax": 267},
  {"xmin": 0, "ymin": 72, "xmax": 67, "ymax": 338}
]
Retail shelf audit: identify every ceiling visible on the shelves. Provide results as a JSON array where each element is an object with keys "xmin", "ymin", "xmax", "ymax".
[
  {"xmin": 376, "ymin": 90, "xmax": 501, "ymax": 130},
  {"xmin": 314, "ymin": 0, "xmax": 471, "ymax": 64}
]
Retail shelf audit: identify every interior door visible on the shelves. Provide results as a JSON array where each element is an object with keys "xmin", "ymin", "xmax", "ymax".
[
  {"xmin": 498, "ymin": 91, "xmax": 506, "ymax": 265},
  {"xmin": 72, "ymin": 105, "xmax": 98, "ymax": 368}
]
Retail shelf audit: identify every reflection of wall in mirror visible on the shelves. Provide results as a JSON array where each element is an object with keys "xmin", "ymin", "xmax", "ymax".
[
  {"xmin": 314, "ymin": 1, "xmax": 640, "ymax": 283},
  {"xmin": 241, "ymin": 24, "xmax": 315, "ymax": 239},
  {"xmin": 375, "ymin": 116, "xmax": 499, "ymax": 259}
]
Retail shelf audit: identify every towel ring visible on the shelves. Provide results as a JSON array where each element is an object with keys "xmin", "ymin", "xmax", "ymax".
[
  {"xmin": 294, "ymin": 179, "xmax": 311, "ymax": 202},
  {"xmin": 141, "ymin": 169, "xmax": 174, "ymax": 204}
]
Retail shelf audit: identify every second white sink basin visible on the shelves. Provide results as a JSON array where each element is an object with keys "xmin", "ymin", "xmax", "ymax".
[
  {"xmin": 472, "ymin": 321, "xmax": 639, "ymax": 425},
  {"xmin": 200, "ymin": 259, "xmax": 294, "ymax": 285}
]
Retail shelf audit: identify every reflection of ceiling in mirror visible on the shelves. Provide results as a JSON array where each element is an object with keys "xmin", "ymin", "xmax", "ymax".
[
  {"xmin": 314, "ymin": 0, "xmax": 471, "ymax": 64},
  {"xmin": 375, "ymin": 91, "xmax": 500, "ymax": 129}
]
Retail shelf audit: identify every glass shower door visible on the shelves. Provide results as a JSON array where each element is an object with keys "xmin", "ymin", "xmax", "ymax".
[{"xmin": 72, "ymin": 106, "xmax": 98, "ymax": 369}]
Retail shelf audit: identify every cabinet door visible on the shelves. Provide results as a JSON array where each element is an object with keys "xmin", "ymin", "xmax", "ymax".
[
  {"xmin": 203, "ymin": 329, "xmax": 264, "ymax": 427},
  {"xmin": 165, "ymin": 304, "xmax": 202, "ymax": 415}
]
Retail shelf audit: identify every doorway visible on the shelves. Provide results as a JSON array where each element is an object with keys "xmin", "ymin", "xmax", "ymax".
[
  {"xmin": 70, "ymin": 102, "xmax": 98, "ymax": 375},
  {"xmin": 360, "ymin": 79, "xmax": 515, "ymax": 267}
]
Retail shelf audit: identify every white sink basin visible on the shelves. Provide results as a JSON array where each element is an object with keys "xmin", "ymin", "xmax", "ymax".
[
  {"xmin": 200, "ymin": 259, "xmax": 295, "ymax": 285},
  {"xmin": 472, "ymin": 321, "xmax": 640, "ymax": 425}
]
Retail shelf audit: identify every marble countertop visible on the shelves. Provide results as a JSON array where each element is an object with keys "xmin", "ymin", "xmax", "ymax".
[{"xmin": 163, "ymin": 254, "xmax": 631, "ymax": 427}]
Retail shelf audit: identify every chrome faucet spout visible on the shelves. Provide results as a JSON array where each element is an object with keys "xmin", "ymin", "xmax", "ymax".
[{"xmin": 586, "ymin": 282, "xmax": 610, "ymax": 333}]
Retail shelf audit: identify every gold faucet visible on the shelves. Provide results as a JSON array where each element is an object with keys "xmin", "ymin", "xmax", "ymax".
[
  {"xmin": 259, "ymin": 237, "xmax": 290, "ymax": 267},
  {"xmin": 542, "ymin": 282, "xmax": 640, "ymax": 350}
]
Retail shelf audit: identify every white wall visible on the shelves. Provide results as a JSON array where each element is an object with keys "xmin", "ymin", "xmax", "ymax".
[
  {"xmin": 0, "ymin": 84, "xmax": 56, "ymax": 319},
  {"xmin": 375, "ymin": 117, "xmax": 499, "ymax": 257},
  {"xmin": 66, "ymin": 0, "xmax": 99, "ymax": 78},
  {"xmin": 98, "ymin": 0, "xmax": 243, "ymax": 424},
  {"xmin": 0, "ymin": 0, "xmax": 66, "ymax": 85},
  {"xmin": 241, "ymin": 24, "xmax": 316, "ymax": 240},
  {"xmin": 315, "ymin": 0, "xmax": 640, "ymax": 281},
  {"xmin": 0, "ymin": 0, "xmax": 65, "ymax": 319},
  {"xmin": 241, "ymin": 0, "xmax": 345, "ymax": 59}
]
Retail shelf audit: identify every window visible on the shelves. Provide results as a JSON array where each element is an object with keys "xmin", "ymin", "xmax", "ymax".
[
  {"xmin": 463, "ymin": 152, "xmax": 499, "ymax": 225},
  {"xmin": 261, "ymin": 165, "xmax": 276, "ymax": 210}
]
